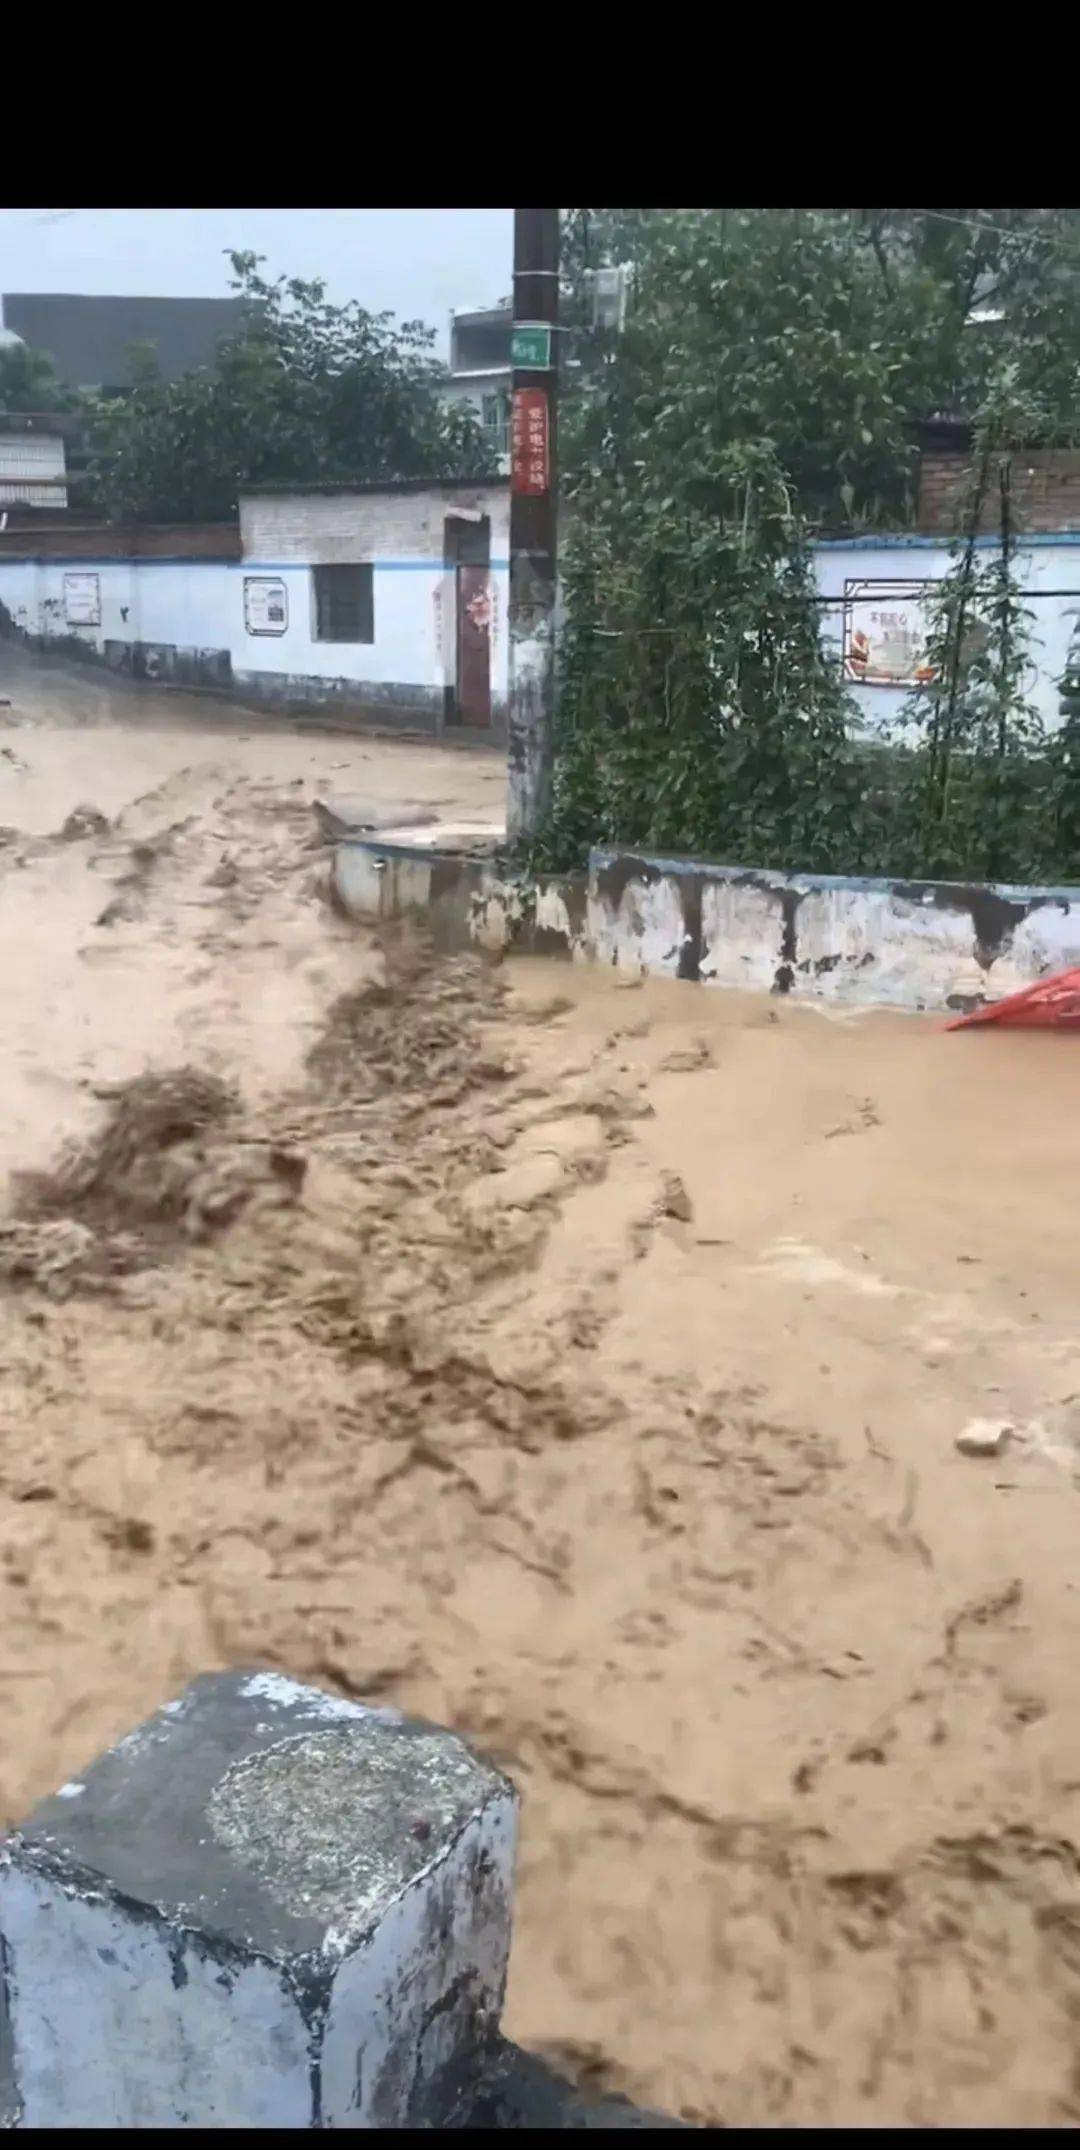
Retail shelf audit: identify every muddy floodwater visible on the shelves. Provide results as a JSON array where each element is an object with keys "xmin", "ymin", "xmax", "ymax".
[{"xmin": 4, "ymin": 647, "xmax": 1080, "ymax": 2126}]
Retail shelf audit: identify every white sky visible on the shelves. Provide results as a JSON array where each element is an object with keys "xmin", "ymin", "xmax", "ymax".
[{"xmin": 0, "ymin": 209, "xmax": 513, "ymax": 358}]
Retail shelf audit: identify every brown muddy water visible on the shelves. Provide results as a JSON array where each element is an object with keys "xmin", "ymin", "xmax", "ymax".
[{"xmin": 4, "ymin": 646, "xmax": 1080, "ymax": 2125}]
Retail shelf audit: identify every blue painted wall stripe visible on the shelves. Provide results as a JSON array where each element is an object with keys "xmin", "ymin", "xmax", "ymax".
[
  {"xmin": 815, "ymin": 532, "xmax": 1080, "ymax": 551},
  {"xmin": 244, "ymin": 559, "xmax": 510, "ymax": 572}
]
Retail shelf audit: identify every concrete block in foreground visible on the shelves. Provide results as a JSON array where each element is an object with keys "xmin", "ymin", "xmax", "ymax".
[
  {"xmin": 0, "ymin": 1671, "xmax": 517, "ymax": 2128},
  {"xmin": 468, "ymin": 2039, "xmax": 688, "ymax": 2129}
]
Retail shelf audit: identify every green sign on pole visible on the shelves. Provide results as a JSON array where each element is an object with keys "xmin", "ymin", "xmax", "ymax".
[{"xmin": 511, "ymin": 323, "xmax": 552, "ymax": 370}]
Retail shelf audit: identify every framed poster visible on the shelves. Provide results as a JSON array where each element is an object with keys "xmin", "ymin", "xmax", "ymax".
[
  {"xmin": 244, "ymin": 575, "xmax": 288, "ymax": 636},
  {"xmin": 63, "ymin": 572, "xmax": 101, "ymax": 627},
  {"xmin": 843, "ymin": 578, "xmax": 935, "ymax": 687}
]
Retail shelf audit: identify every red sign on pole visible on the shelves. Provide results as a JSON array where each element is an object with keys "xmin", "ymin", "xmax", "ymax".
[{"xmin": 511, "ymin": 387, "xmax": 549, "ymax": 496}]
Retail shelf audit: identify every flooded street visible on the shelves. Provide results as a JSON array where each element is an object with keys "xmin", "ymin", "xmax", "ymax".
[
  {"xmin": 5, "ymin": 648, "xmax": 1080, "ymax": 2124},
  {"xmin": 0, "ymin": 647, "xmax": 505, "ymax": 1184}
]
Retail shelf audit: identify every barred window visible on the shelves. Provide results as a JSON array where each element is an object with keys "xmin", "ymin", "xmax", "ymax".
[{"xmin": 313, "ymin": 563, "xmax": 374, "ymax": 644}]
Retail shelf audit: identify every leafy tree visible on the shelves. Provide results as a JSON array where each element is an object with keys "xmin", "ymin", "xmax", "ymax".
[
  {"xmin": 533, "ymin": 209, "xmax": 1080, "ymax": 881},
  {"xmin": 85, "ymin": 252, "xmax": 494, "ymax": 521},
  {"xmin": 0, "ymin": 340, "xmax": 74, "ymax": 413},
  {"xmin": 560, "ymin": 208, "xmax": 1080, "ymax": 532},
  {"xmin": 538, "ymin": 434, "xmax": 865, "ymax": 874}
]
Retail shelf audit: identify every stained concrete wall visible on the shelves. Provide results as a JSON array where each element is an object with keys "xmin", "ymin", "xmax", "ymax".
[
  {"xmin": 585, "ymin": 852, "xmax": 1080, "ymax": 1010},
  {"xmin": 333, "ymin": 836, "xmax": 1080, "ymax": 1014}
]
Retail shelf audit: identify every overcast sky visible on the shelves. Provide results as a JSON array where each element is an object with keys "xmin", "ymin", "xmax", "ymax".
[{"xmin": 0, "ymin": 209, "xmax": 512, "ymax": 357}]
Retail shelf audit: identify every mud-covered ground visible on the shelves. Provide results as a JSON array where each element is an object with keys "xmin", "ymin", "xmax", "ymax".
[{"xmin": 5, "ymin": 650, "xmax": 1080, "ymax": 2126}]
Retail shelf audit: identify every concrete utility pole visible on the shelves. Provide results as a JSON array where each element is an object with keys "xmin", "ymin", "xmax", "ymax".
[{"xmin": 506, "ymin": 207, "xmax": 559, "ymax": 839}]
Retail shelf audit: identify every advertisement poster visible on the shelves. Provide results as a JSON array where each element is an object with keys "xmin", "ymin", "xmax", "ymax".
[
  {"xmin": 243, "ymin": 575, "xmax": 288, "ymax": 636},
  {"xmin": 63, "ymin": 572, "xmax": 101, "ymax": 627},
  {"xmin": 843, "ymin": 579, "xmax": 935, "ymax": 687}
]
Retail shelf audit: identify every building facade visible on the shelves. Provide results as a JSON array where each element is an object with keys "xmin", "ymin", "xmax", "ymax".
[
  {"xmin": 1, "ymin": 294, "xmax": 246, "ymax": 394},
  {"xmin": 441, "ymin": 306, "xmax": 511, "ymax": 472},
  {"xmin": 0, "ymin": 479, "xmax": 509, "ymax": 732},
  {"xmin": 0, "ymin": 417, "xmax": 68, "ymax": 511}
]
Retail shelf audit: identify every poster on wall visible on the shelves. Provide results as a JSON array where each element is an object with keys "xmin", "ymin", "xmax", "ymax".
[
  {"xmin": 63, "ymin": 572, "xmax": 101, "ymax": 626},
  {"xmin": 432, "ymin": 573, "xmax": 499, "ymax": 668},
  {"xmin": 464, "ymin": 580, "xmax": 493, "ymax": 637},
  {"xmin": 843, "ymin": 579, "xmax": 936, "ymax": 687},
  {"xmin": 243, "ymin": 575, "xmax": 288, "ymax": 636}
]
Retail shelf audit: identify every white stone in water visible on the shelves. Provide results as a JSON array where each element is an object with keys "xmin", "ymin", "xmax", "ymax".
[
  {"xmin": 955, "ymin": 1418, "xmax": 1013, "ymax": 1457},
  {"xmin": 0, "ymin": 1672, "xmax": 516, "ymax": 2129}
]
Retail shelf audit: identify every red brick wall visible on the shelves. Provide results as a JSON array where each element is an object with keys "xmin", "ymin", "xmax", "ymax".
[{"xmin": 918, "ymin": 449, "xmax": 1080, "ymax": 535}]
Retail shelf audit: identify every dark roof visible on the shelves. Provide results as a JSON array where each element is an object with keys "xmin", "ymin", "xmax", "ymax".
[
  {"xmin": 1, "ymin": 294, "xmax": 246, "ymax": 390},
  {"xmin": 240, "ymin": 476, "xmax": 508, "ymax": 497},
  {"xmin": 0, "ymin": 409, "xmax": 84, "ymax": 438}
]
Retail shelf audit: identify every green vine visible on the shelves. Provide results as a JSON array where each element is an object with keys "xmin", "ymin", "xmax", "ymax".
[
  {"xmin": 530, "ymin": 444, "xmax": 865, "ymax": 875},
  {"xmin": 895, "ymin": 389, "xmax": 1053, "ymax": 882}
]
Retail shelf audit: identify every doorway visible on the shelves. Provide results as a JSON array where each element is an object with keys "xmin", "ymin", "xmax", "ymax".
[{"xmin": 444, "ymin": 514, "xmax": 491, "ymax": 727}]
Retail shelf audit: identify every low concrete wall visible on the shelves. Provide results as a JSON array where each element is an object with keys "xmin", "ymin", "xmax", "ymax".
[
  {"xmin": 587, "ymin": 851, "xmax": 1080, "ymax": 1010},
  {"xmin": 333, "ymin": 835, "xmax": 1080, "ymax": 1012},
  {"xmin": 334, "ymin": 838, "xmax": 588, "ymax": 964}
]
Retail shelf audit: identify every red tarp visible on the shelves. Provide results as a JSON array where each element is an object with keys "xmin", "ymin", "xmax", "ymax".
[{"xmin": 948, "ymin": 966, "xmax": 1080, "ymax": 1030}]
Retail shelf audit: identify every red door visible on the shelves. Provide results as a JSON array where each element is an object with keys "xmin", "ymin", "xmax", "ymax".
[{"xmin": 457, "ymin": 565, "xmax": 492, "ymax": 727}]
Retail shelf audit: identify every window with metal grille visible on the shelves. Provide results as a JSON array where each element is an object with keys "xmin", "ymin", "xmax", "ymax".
[
  {"xmin": 312, "ymin": 563, "xmax": 374, "ymax": 644},
  {"xmin": 481, "ymin": 391, "xmax": 510, "ymax": 458}
]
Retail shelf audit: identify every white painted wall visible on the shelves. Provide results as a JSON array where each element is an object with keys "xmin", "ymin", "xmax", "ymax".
[
  {"xmin": 232, "ymin": 558, "xmax": 508, "ymax": 702},
  {"xmin": 0, "ymin": 484, "xmax": 512, "ymax": 710},
  {"xmin": 134, "ymin": 561, "xmax": 233, "ymax": 655},
  {"xmin": 815, "ymin": 537, "xmax": 1080, "ymax": 735},
  {"xmin": 0, "ymin": 559, "xmax": 39, "ymax": 635},
  {"xmin": 9, "ymin": 507, "xmax": 1072, "ymax": 740}
]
